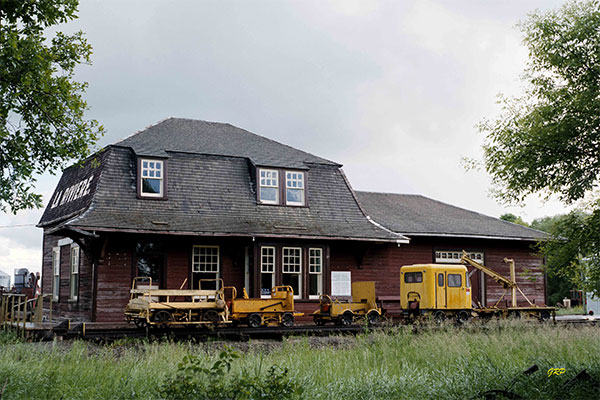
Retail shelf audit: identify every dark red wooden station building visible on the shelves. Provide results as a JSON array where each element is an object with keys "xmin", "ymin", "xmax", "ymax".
[{"xmin": 38, "ymin": 118, "xmax": 547, "ymax": 322}]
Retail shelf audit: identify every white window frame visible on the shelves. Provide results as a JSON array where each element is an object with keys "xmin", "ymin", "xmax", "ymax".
[
  {"xmin": 308, "ymin": 248, "xmax": 322, "ymax": 299},
  {"xmin": 69, "ymin": 244, "xmax": 80, "ymax": 300},
  {"xmin": 435, "ymin": 251, "xmax": 484, "ymax": 264},
  {"xmin": 192, "ymin": 246, "xmax": 220, "ymax": 291},
  {"xmin": 192, "ymin": 246, "xmax": 220, "ymax": 273},
  {"xmin": 52, "ymin": 247, "xmax": 60, "ymax": 301},
  {"xmin": 260, "ymin": 246, "xmax": 276, "ymax": 298},
  {"xmin": 258, "ymin": 169, "xmax": 279, "ymax": 204},
  {"xmin": 285, "ymin": 170, "xmax": 305, "ymax": 206},
  {"xmin": 140, "ymin": 158, "xmax": 164, "ymax": 198},
  {"xmin": 282, "ymin": 247, "xmax": 302, "ymax": 299}
]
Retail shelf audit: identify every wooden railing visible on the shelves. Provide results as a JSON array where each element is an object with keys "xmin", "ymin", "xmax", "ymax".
[{"xmin": 0, "ymin": 293, "xmax": 53, "ymax": 336}]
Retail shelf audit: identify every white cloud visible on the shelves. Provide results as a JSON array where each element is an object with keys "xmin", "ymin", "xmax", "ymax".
[
  {"xmin": 0, "ymin": 235, "xmax": 41, "ymax": 277},
  {"xmin": 0, "ymin": 0, "xmax": 575, "ymax": 275}
]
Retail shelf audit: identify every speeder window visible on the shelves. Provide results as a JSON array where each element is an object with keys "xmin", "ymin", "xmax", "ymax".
[
  {"xmin": 404, "ymin": 272, "xmax": 423, "ymax": 283},
  {"xmin": 448, "ymin": 274, "xmax": 462, "ymax": 287}
]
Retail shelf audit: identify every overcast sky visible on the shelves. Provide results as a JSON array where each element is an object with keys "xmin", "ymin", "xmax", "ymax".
[{"xmin": 0, "ymin": 0, "xmax": 572, "ymax": 277}]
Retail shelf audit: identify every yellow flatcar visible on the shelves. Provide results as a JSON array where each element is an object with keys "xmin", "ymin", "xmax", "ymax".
[{"xmin": 400, "ymin": 264, "xmax": 472, "ymax": 322}]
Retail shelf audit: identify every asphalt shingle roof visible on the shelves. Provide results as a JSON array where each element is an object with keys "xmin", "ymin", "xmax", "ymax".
[
  {"xmin": 115, "ymin": 118, "xmax": 339, "ymax": 169},
  {"xmin": 356, "ymin": 191, "xmax": 547, "ymax": 241}
]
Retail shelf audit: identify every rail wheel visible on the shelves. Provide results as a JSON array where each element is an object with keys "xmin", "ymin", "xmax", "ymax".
[
  {"xmin": 339, "ymin": 311, "xmax": 354, "ymax": 326},
  {"xmin": 508, "ymin": 310, "xmax": 521, "ymax": 319},
  {"xmin": 203, "ymin": 310, "xmax": 221, "ymax": 328},
  {"xmin": 248, "ymin": 313, "xmax": 262, "ymax": 328},
  {"xmin": 281, "ymin": 312, "xmax": 294, "ymax": 327},
  {"xmin": 433, "ymin": 310, "xmax": 446, "ymax": 323},
  {"xmin": 153, "ymin": 310, "xmax": 173, "ymax": 327},
  {"xmin": 539, "ymin": 310, "xmax": 551, "ymax": 322},
  {"xmin": 457, "ymin": 310, "xmax": 470, "ymax": 324},
  {"xmin": 367, "ymin": 310, "xmax": 381, "ymax": 327},
  {"xmin": 133, "ymin": 318, "xmax": 147, "ymax": 329},
  {"xmin": 313, "ymin": 316, "xmax": 326, "ymax": 326}
]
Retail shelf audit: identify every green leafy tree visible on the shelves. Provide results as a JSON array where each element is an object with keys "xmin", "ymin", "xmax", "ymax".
[
  {"xmin": 480, "ymin": 0, "xmax": 600, "ymax": 295},
  {"xmin": 530, "ymin": 214, "xmax": 581, "ymax": 305},
  {"xmin": 0, "ymin": 0, "xmax": 103, "ymax": 213},
  {"xmin": 534, "ymin": 210, "xmax": 600, "ymax": 298},
  {"xmin": 499, "ymin": 213, "xmax": 529, "ymax": 226}
]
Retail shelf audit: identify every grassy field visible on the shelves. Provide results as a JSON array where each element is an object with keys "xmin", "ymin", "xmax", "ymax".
[
  {"xmin": 0, "ymin": 321, "xmax": 599, "ymax": 399},
  {"xmin": 555, "ymin": 305, "xmax": 585, "ymax": 315}
]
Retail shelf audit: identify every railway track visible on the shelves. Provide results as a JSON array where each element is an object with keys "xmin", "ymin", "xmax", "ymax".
[
  {"xmin": 49, "ymin": 322, "xmax": 372, "ymax": 341},
  {"xmin": 5, "ymin": 315, "xmax": 593, "ymax": 342}
]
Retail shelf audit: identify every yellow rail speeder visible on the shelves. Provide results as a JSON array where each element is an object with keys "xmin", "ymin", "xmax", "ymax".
[
  {"xmin": 124, "ymin": 277, "xmax": 230, "ymax": 327},
  {"xmin": 401, "ymin": 264, "xmax": 472, "ymax": 322},
  {"xmin": 225, "ymin": 285, "xmax": 303, "ymax": 327},
  {"xmin": 312, "ymin": 281, "xmax": 382, "ymax": 326}
]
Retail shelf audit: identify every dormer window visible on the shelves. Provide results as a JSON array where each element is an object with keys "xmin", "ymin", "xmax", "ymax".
[
  {"xmin": 258, "ymin": 168, "xmax": 306, "ymax": 206},
  {"xmin": 259, "ymin": 169, "xmax": 279, "ymax": 204},
  {"xmin": 139, "ymin": 159, "xmax": 165, "ymax": 198},
  {"xmin": 285, "ymin": 171, "xmax": 305, "ymax": 206}
]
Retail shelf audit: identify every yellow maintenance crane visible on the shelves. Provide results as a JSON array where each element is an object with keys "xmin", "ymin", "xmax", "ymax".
[{"xmin": 460, "ymin": 251, "xmax": 555, "ymax": 320}]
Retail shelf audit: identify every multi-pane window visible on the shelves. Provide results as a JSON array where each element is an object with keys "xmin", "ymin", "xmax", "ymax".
[
  {"xmin": 140, "ymin": 159, "xmax": 164, "ymax": 197},
  {"xmin": 52, "ymin": 247, "xmax": 60, "ymax": 301},
  {"xmin": 285, "ymin": 171, "xmax": 305, "ymax": 206},
  {"xmin": 282, "ymin": 247, "xmax": 302, "ymax": 297},
  {"xmin": 258, "ymin": 168, "xmax": 307, "ymax": 206},
  {"xmin": 192, "ymin": 246, "xmax": 220, "ymax": 289},
  {"xmin": 435, "ymin": 251, "xmax": 484, "ymax": 264},
  {"xmin": 259, "ymin": 169, "xmax": 279, "ymax": 204},
  {"xmin": 308, "ymin": 248, "xmax": 322, "ymax": 298},
  {"xmin": 260, "ymin": 246, "xmax": 276, "ymax": 297},
  {"xmin": 69, "ymin": 245, "xmax": 79, "ymax": 300}
]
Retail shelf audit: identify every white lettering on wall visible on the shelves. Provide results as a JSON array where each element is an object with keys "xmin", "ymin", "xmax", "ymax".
[{"xmin": 51, "ymin": 175, "xmax": 94, "ymax": 209}]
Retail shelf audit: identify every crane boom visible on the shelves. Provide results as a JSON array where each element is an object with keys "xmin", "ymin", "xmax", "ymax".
[
  {"xmin": 461, "ymin": 250, "xmax": 537, "ymax": 308},
  {"xmin": 460, "ymin": 250, "xmax": 515, "ymax": 289}
]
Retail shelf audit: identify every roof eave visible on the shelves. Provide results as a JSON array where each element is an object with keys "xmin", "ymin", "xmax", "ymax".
[
  {"xmin": 401, "ymin": 232, "xmax": 545, "ymax": 242},
  {"xmin": 68, "ymin": 225, "xmax": 406, "ymax": 243}
]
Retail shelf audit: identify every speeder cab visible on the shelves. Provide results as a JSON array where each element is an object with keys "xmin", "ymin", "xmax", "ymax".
[{"xmin": 400, "ymin": 264, "xmax": 471, "ymax": 318}]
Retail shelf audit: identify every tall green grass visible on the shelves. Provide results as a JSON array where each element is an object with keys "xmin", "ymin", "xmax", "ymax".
[
  {"xmin": 556, "ymin": 305, "xmax": 585, "ymax": 315},
  {"xmin": 0, "ymin": 321, "xmax": 598, "ymax": 399}
]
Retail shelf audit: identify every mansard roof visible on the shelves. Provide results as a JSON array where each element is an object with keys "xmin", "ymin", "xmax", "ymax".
[
  {"xmin": 38, "ymin": 119, "xmax": 406, "ymax": 243},
  {"xmin": 115, "ymin": 118, "xmax": 339, "ymax": 169},
  {"xmin": 356, "ymin": 191, "xmax": 548, "ymax": 241}
]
